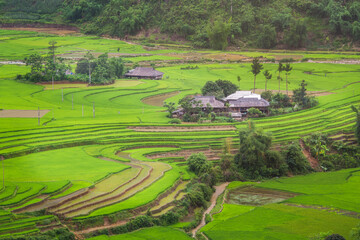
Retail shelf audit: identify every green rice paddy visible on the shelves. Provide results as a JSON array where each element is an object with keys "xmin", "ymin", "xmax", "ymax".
[{"xmin": 0, "ymin": 29, "xmax": 359, "ymax": 239}]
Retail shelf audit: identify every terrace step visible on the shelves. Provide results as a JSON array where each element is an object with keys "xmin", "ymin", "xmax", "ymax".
[{"xmin": 64, "ymin": 161, "xmax": 171, "ymax": 218}]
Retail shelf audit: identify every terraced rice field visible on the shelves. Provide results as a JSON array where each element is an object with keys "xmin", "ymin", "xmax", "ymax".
[{"xmin": 0, "ymin": 29, "xmax": 359, "ymax": 239}]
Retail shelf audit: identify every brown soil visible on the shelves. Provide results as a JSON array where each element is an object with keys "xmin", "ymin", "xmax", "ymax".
[
  {"xmin": 0, "ymin": 110, "xmax": 49, "ymax": 118},
  {"xmin": 0, "ymin": 27, "xmax": 79, "ymax": 35},
  {"xmin": 148, "ymin": 148, "xmax": 238, "ymax": 161},
  {"xmin": 192, "ymin": 182, "xmax": 230, "ymax": 237},
  {"xmin": 74, "ymin": 220, "xmax": 128, "ymax": 236},
  {"xmin": 129, "ymin": 125, "xmax": 236, "ymax": 132},
  {"xmin": 271, "ymin": 55, "xmax": 303, "ymax": 60},
  {"xmin": 141, "ymin": 91, "xmax": 180, "ymax": 107},
  {"xmin": 299, "ymin": 140, "xmax": 322, "ymax": 171}
]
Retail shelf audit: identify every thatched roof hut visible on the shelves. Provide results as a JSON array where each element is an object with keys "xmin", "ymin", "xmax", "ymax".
[
  {"xmin": 124, "ymin": 67, "xmax": 164, "ymax": 79},
  {"xmin": 193, "ymin": 96, "xmax": 225, "ymax": 108}
]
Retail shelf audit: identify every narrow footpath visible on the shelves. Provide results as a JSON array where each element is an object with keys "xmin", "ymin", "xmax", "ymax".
[{"xmin": 192, "ymin": 182, "xmax": 229, "ymax": 238}]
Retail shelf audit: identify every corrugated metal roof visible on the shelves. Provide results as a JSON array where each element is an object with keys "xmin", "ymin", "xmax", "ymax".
[{"xmin": 224, "ymin": 91, "xmax": 261, "ymax": 101}]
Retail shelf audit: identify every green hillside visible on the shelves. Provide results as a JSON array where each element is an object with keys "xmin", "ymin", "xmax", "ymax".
[{"xmin": 1, "ymin": 0, "xmax": 359, "ymax": 50}]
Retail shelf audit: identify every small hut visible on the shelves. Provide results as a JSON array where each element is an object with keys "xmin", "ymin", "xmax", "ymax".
[{"xmin": 124, "ymin": 67, "xmax": 164, "ymax": 80}]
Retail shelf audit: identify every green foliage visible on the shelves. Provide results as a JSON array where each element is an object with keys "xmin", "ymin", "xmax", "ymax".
[
  {"xmin": 263, "ymin": 70, "xmax": 272, "ymax": 91},
  {"xmin": 187, "ymin": 153, "xmax": 211, "ymax": 175},
  {"xmin": 271, "ymin": 93, "xmax": 292, "ymax": 108},
  {"xmin": 293, "ymin": 80, "xmax": 319, "ymax": 108},
  {"xmin": 247, "ymin": 108, "xmax": 265, "ymax": 118},
  {"xmin": 325, "ymin": 234, "xmax": 346, "ymax": 240},
  {"xmin": 350, "ymin": 222, "xmax": 360, "ymax": 240},
  {"xmin": 257, "ymin": 24, "xmax": 277, "ymax": 49},
  {"xmin": 235, "ymin": 122, "xmax": 281, "ymax": 179},
  {"xmin": 285, "ymin": 19, "xmax": 307, "ymax": 48},
  {"xmin": 283, "ymin": 143, "xmax": 311, "ymax": 174},
  {"xmin": 163, "ymin": 102, "xmax": 176, "ymax": 118},
  {"xmin": 201, "ymin": 79, "xmax": 237, "ymax": 98},
  {"xmin": 351, "ymin": 105, "xmax": 360, "ymax": 144},
  {"xmin": 201, "ymin": 81, "xmax": 223, "ymax": 98},
  {"xmin": 207, "ymin": 18, "xmax": 231, "ymax": 50},
  {"xmin": 251, "ymin": 57, "xmax": 263, "ymax": 91}
]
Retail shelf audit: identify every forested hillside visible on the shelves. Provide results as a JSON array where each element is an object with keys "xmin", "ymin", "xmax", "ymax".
[{"xmin": 1, "ymin": 0, "xmax": 359, "ymax": 50}]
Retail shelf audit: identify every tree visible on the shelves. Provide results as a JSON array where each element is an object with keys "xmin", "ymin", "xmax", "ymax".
[
  {"xmin": 48, "ymin": 41, "xmax": 57, "ymax": 89},
  {"xmin": 292, "ymin": 80, "xmax": 318, "ymax": 109},
  {"xmin": 207, "ymin": 18, "xmax": 231, "ymax": 50},
  {"xmin": 251, "ymin": 58, "xmax": 263, "ymax": 93},
  {"xmin": 283, "ymin": 63, "xmax": 293, "ymax": 96},
  {"xmin": 234, "ymin": 121, "xmax": 277, "ymax": 179},
  {"xmin": 108, "ymin": 57, "xmax": 124, "ymax": 79},
  {"xmin": 351, "ymin": 105, "xmax": 360, "ymax": 144},
  {"xmin": 263, "ymin": 70, "xmax": 272, "ymax": 91},
  {"xmin": 237, "ymin": 76, "xmax": 241, "ymax": 90},
  {"xmin": 187, "ymin": 153, "xmax": 211, "ymax": 175},
  {"xmin": 84, "ymin": 51, "xmax": 95, "ymax": 84},
  {"xmin": 292, "ymin": 80, "xmax": 307, "ymax": 107},
  {"xmin": 277, "ymin": 62, "xmax": 284, "ymax": 93},
  {"xmin": 201, "ymin": 81, "xmax": 223, "ymax": 98},
  {"xmin": 257, "ymin": 24, "xmax": 277, "ymax": 49},
  {"xmin": 214, "ymin": 79, "xmax": 237, "ymax": 97},
  {"xmin": 285, "ymin": 19, "xmax": 307, "ymax": 48},
  {"xmin": 163, "ymin": 102, "xmax": 176, "ymax": 118},
  {"xmin": 24, "ymin": 53, "xmax": 43, "ymax": 74},
  {"xmin": 283, "ymin": 143, "xmax": 311, "ymax": 174}
]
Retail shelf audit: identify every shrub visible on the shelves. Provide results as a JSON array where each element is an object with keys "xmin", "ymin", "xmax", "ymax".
[
  {"xmin": 168, "ymin": 118, "xmax": 181, "ymax": 124},
  {"xmin": 325, "ymin": 234, "xmax": 346, "ymax": 240},
  {"xmin": 247, "ymin": 107, "xmax": 265, "ymax": 118}
]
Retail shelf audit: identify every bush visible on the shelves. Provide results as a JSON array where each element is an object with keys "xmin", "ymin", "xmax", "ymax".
[
  {"xmin": 168, "ymin": 118, "xmax": 181, "ymax": 124},
  {"xmin": 247, "ymin": 107, "xmax": 265, "ymax": 118},
  {"xmin": 325, "ymin": 234, "xmax": 346, "ymax": 240},
  {"xmin": 187, "ymin": 153, "xmax": 211, "ymax": 175}
]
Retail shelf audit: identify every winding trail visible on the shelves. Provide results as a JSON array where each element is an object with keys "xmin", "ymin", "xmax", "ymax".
[{"xmin": 192, "ymin": 182, "xmax": 229, "ymax": 238}]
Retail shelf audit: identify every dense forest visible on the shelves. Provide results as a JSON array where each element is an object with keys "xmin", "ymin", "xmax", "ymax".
[{"xmin": 1, "ymin": 0, "xmax": 359, "ymax": 50}]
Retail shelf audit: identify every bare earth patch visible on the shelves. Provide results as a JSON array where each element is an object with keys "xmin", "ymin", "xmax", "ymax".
[
  {"xmin": 129, "ymin": 125, "xmax": 236, "ymax": 132},
  {"xmin": 0, "ymin": 27, "xmax": 79, "ymax": 35},
  {"xmin": 148, "ymin": 147, "xmax": 238, "ymax": 161},
  {"xmin": 141, "ymin": 91, "xmax": 180, "ymax": 107},
  {"xmin": 0, "ymin": 110, "xmax": 49, "ymax": 118}
]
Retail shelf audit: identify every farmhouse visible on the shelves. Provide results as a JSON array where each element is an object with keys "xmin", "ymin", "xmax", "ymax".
[
  {"xmin": 173, "ymin": 91, "xmax": 269, "ymax": 119},
  {"xmin": 124, "ymin": 67, "xmax": 164, "ymax": 79},
  {"xmin": 225, "ymin": 91, "xmax": 270, "ymax": 115}
]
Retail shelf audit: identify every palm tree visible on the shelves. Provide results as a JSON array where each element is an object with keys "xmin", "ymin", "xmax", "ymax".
[
  {"xmin": 284, "ymin": 63, "xmax": 293, "ymax": 96},
  {"xmin": 277, "ymin": 62, "xmax": 284, "ymax": 93},
  {"xmin": 251, "ymin": 58, "xmax": 263, "ymax": 93},
  {"xmin": 263, "ymin": 70, "xmax": 272, "ymax": 91},
  {"xmin": 237, "ymin": 75, "xmax": 241, "ymax": 90}
]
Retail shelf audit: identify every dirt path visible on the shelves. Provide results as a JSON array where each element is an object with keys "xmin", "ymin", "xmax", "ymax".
[
  {"xmin": 74, "ymin": 219, "xmax": 128, "ymax": 236},
  {"xmin": 0, "ymin": 110, "xmax": 50, "ymax": 118},
  {"xmin": 299, "ymin": 140, "xmax": 322, "ymax": 171},
  {"xmin": 192, "ymin": 182, "xmax": 230, "ymax": 238}
]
